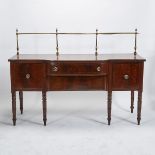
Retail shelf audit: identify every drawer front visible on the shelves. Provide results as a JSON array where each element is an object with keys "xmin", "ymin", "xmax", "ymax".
[
  {"xmin": 47, "ymin": 61, "xmax": 107, "ymax": 76},
  {"xmin": 47, "ymin": 61, "xmax": 108, "ymax": 91},
  {"xmin": 47, "ymin": 76, "xmax": 107, "ymax": 91},
  {"xmin": 112, "ymin": 63, "xmax": 139, "ymax": 90},
  {"xmin": 11, "ymin": 63, "xmax": 45, "ymax": 90}
]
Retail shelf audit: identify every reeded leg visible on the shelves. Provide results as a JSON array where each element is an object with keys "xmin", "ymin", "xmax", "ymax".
[
  {"xmin": 137, "ymin": 90, "xmax": 142, "ymax": 125},
  {"xmin": 19, "ymin": 91, "xmax": 23, "ymax": 114},
  {"xmin": 107, "ymin": 91, "xmax": 112, "ymax": 125},
  {"xmin": 131, "ymin": 91, "xmax": 134, "ymax": 113},
  {"xmin": 42, "ymin": 91, "xmax": 47, "ymax": 126},
  {"xmin": 12, "ymin": 91, "xmax": 16, "ymax": 126}
]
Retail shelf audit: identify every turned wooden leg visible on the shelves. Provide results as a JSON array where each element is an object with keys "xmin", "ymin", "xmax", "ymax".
[
  {"xmin": 137, "ymin": 90, "xmax": 142, "ymax": 125},
  {"xmin": 131, "ymin": 91, "xmax": 134, "ymax": 113},
  {"xmin": 107, "ymin": 91, "xmax": 112, "ymax": 125},
  {"xmin": 19, "ymin": 91, "xmax": 23, "ymax": 114},
  {"xmin": 42, "ymin": 91, "xmax": 47, "ymax": 126},
  {"xmin": 12, "ymin": 91, "xmax": 16, "ymax": 126}
]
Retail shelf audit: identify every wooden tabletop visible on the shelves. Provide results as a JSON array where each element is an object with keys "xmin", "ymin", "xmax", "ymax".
[{"xmin": 8, "ymin": 53, "xmax": 146, "ymax": 61}]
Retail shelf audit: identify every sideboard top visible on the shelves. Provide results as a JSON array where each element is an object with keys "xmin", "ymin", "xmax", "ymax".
[{"xmin": 8, "ymin": 53, "xmax": 146, "ymax": 62}]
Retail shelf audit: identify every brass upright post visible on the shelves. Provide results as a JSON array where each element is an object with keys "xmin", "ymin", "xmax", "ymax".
[
  {"xmin": 95, "ymin": 29, "xmax": 98, "ymax": 56},
  {"xmin": 134, "ymin": 28, "xmax": 137, "ymax": 56},
  {"xmin": 16, "ymin": 29, "xmax": 19, "ymax": 55},
  {"xmin": 56, "ymin": 28, "xmax": 59, "ymax": 56}
]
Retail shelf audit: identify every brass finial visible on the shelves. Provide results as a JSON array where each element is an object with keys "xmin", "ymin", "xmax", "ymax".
[
  {"xmin": 134, "ymin": 28, "xmax": 137, "ymax": 56},
  {"xmin": 56, "ymin": 28, "xmax": 59, "ymax": 56},
  {"xmin": 95, "ymin": 29, "xmax": 98, "ymax": 56},
  {"xmin": 16, "ymin": 29, "xmax": 19, "ymax": 55}
]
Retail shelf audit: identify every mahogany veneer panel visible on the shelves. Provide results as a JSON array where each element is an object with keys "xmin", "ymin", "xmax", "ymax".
[
  {"xmin": 10, "ymin": 63, "xmax": 46, "ymax": 90},
  {"xmin": 112, "ymin": 62, "xmax": 140, "ymax": 90}
]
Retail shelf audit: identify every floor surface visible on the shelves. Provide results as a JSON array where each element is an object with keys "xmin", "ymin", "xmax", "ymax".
[{"xmin": 0, "ymin": 91, "xmax": 154, "ymax": 155}]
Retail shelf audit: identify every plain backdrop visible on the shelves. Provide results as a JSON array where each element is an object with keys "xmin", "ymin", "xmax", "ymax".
[{"xmin": 0, "ymin": 0, "xmax": 155, "ymax": 155}]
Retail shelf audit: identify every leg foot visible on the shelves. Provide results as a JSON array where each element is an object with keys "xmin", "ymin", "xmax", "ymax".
[
  {"xmin": 19, "ymin": 91, "xmax": 23, "ymax": 114},
  {"xmin": 107, "ymin": 91, "xmax": 112, "ymax": 125},
  {"xmin": 137, "ymin": 119, "xmax": 140, "ymax": 125},
  {"xmin": 13, "ymin": 119, "xmax": 16, "ymax": 126},
  {"xmin": 43, "ymin": 120, "xmax": 47, "ymax": 126},
  {"xmin": 131, "ymin": 91, "xmax": 134, "ymax": 113},
  {"xmin": 108, "ymin": 119, "xmax": 111, "ymax": 125},
  {"xmin": 42, "ymin": 91, "xmax": 47, "ymax": 126}
]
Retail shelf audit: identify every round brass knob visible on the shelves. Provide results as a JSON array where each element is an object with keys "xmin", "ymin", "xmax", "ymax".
[
  {"xmin": 26, "ymin": 74, "xmax": 30, "ymax": 79},
  {"xmin": 53, "ymin": 66, "xmax": 58, "ymax": 72},
  {"xmin": 124, "ymin": 74, "xmax": 129, "ymax": 80},
  {"xmin": 97, "ymin": 66, "xmax": 101, "ymax": 72}
]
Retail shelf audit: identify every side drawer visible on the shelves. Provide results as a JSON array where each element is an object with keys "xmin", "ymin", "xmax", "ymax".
[
  {"xmin": 10, "ymin": 62, "xmax": 46, "ymax": 90},
  {"xmin": 112, "ymin": 62, "xmax": 140, "ymax": 90}
]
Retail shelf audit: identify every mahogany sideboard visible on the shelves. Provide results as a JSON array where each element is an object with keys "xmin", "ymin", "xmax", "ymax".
[
  {"xmin": 8, "ymin": 29, "xmax": 146, "ymax": 126},
  {"xmin": 8, "ymin": 53, "xmax": 145, "ymax": 126}
]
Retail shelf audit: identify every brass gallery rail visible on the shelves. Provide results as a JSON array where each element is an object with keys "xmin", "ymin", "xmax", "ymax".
[{"xmin": 16, "ymin": 29, "xmax": 138, "ymax": 57}]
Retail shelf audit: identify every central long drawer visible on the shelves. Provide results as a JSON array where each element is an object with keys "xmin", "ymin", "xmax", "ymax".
[
  {"xmin": 46, "ymin": 61, "xmax": 108, "ymax": 91},
  {"xmin": 47, "ymin": 61, "xmax": 107, "ymax": 76}
]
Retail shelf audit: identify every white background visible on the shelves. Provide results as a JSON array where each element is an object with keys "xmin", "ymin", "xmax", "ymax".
[{"xmin": 0, "ymin": 0, "xmax": 155, "ymax": 155}]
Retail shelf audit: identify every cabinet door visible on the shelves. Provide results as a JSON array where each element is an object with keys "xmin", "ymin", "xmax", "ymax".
[
  {"xmin": 11, "ymin": 63, "xmax": 46, "ymax": 90},
  {"xmin": 112, "ymin": 63, "xmax": 139, "ymax": 90}
]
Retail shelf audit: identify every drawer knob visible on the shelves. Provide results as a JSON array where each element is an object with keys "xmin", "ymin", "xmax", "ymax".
[
  {"xmin": 26, "ymin": 74, "xmax": 30, "ymax": 79},
  {"xmin": 124, "ymin": 74, "xmax": 129, "ymax": 80},
  {"xmin": 97, "ymin": 66, "xmax": 101, "ymax": 72},
  {"xmin": 53, "ymin": 66, "xmax": 58, "ymax": 72}
]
